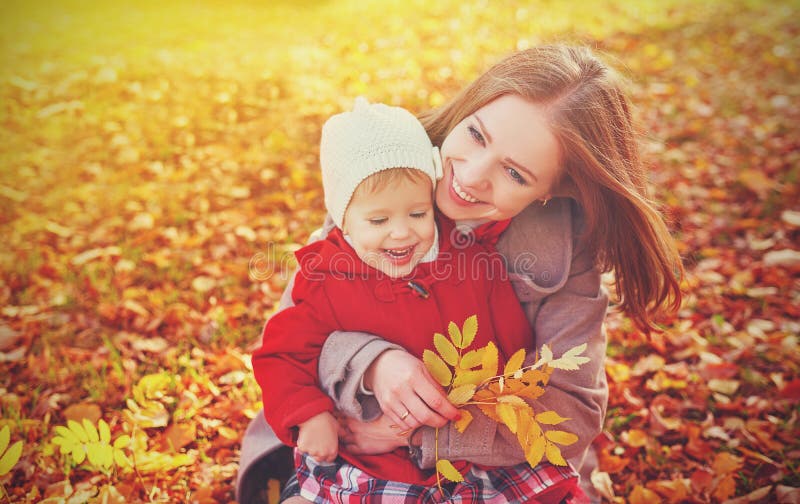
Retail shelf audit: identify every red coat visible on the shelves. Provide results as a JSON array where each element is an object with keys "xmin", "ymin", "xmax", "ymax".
[{"xmin": 252, "ymin": 217, "xmax": 533, "ymax": 485}]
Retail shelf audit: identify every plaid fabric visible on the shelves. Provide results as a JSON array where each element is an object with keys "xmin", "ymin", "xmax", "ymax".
[{"xmin": 292, "ymin": 449, "xmax": 588, "ymax": 503}]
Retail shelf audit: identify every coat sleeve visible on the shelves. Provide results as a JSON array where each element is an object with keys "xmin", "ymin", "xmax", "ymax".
[
  {"xmin": 414, "ymin": 201, "xmax": 609, "ymax": 471},
  {"xmin": 251, "ymin": 281, "xmax": 338, "ymax": 445}
]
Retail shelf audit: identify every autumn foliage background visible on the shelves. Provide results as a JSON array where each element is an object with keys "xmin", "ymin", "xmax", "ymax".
[{"xmin": 1, "ymin": 0, "xmax": 798, "ymax": 502}]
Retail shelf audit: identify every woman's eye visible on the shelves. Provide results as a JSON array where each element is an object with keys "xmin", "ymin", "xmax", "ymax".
[
  {"xmin": 467, "ymin": 125, "xmax": 485, "ymax": 145},
  {"xmin": 505, "ymin": 167, "xmax": 527, "ymax": 186},
  {"xmin": 368, "ymin": 218, "xmax": 387, "ymax": 225}
]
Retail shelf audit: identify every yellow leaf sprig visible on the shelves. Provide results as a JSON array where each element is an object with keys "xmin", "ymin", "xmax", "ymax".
[
  {"xmin": 51, "ymin": 419, "xmax": 132, "ymax": 472},
  {"xmin": 422, "ymin": 315, "xmax": 591, "ymax": 489},
  {"xmin": 0, "ymin": 424, "xmax": 23, "ymax": 501}
]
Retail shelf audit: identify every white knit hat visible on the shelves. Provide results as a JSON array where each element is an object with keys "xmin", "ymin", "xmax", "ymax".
[{"xmin": 320, "ymin": 97, "xmax": 443, "ymax": 228}]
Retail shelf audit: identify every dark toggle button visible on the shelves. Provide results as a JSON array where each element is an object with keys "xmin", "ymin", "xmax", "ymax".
[{"xmin": 407, "ymin": 280, "xmax": 430, "ymax": 299}]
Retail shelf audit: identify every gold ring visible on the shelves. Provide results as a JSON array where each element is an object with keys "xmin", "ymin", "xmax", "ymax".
[{"xmin": 400, "ymin": 410, "xmax": 410, "ymax": 421}]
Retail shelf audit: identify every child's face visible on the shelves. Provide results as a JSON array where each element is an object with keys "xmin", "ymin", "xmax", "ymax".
[{"xmin": 343, "ymin": 176, "xmax": 435, "ymax": 278}]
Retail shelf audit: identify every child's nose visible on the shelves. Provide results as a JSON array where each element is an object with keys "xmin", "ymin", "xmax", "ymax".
[{"xmin": 390, "ymin": 222, "xmax": 411, "ymax": 239}]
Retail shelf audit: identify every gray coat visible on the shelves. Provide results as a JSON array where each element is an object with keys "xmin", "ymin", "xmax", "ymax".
[{"xmin": 237, "ymin": 198, "xmax": 609, "ymax": 502}]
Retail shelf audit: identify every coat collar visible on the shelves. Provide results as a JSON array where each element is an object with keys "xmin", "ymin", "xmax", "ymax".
[{"xmin": 495, "ymin": 198, "xmax": 576, "ymax": 301}]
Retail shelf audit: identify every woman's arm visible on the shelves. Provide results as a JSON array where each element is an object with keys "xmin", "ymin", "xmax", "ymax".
[{"xmin": 412, "ymin": 256, "xmax": 608, "ymax": 467}]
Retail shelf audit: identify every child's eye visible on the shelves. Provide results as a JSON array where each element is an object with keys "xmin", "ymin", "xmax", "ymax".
[
  {"xmin": 410, "ymin": 211, "xmax": 428, "ymax": 219},
  {"xmin": 368, "ymin": 217, "xmax": 387, "ymax": 225},
  {"xmin": 505, "ymin": 166, "xmax": 527, "ymax": 186},
  {"xmin": 467, "ymin": 125, "xmax": 485, "ymax": 145}
]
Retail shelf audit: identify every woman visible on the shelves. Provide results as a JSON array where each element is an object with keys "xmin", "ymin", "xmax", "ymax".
[{"xmin": 238, "ymin": 44, "xmax": 682, "ymax": 503}]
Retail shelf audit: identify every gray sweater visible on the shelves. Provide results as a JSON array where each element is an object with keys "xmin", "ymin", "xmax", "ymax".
[{"xmin": 236, "ymin": 198, "xmax": 609, "ymax": 501}]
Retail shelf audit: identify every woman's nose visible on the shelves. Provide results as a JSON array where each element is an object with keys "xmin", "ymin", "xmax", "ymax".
[{"xmin": 458, "ymin": 154, "xmax": 492, "ymax": 189}]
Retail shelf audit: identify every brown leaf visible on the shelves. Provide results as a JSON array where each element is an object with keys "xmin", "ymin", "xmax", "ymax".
[
  {"xmin": 164, "ymin": 422, "xmax": 196, "ymax": 452},
  {"xmin": 63, "ymin": 403, "xmax": 102, "ymax": 424}
]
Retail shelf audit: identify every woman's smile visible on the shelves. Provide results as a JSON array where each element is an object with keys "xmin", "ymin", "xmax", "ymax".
[{"xmin": 450, "ymin": 171, "xmax": 483, "ymax": 204}]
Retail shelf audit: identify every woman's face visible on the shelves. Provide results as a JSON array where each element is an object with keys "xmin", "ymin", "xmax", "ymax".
[{"xmin": 435, "ymin": 94, "xmax": 562, "ymax": 222}]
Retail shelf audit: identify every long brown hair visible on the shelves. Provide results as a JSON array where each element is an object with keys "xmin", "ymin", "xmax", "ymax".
[{"xmin": 420, "ymin": 44, "xmax": 683, "ymax": 331}]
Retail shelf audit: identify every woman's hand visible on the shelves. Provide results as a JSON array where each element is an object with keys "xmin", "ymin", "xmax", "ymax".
[
  {"xmin": 339, "ymin": 414, "xmax": 408, "ymax": 455},
  {"xmin": 363, "ymin": 349, "xmax": 460, "ymax": 430}
]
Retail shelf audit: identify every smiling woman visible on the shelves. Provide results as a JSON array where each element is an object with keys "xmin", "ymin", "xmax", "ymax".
[{"xmin": 435, "ymin": 94, "xmax": 562, "ymax": 221}]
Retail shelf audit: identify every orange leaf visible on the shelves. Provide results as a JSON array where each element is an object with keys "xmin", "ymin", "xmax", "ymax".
[
  {"xmin": 629, "ymin": 485, "xmax": 661, "ymax": 504},
  {"xmin": 690, "ymin": 468, "xmax": 714, "ymax": 493},
  {"xmin": 712, "ymin": 473, "xmax": 737, "ymax": 502},
  {"xmin": 712, "ymin": 452, "xmax": 743, "ymax": 474}
]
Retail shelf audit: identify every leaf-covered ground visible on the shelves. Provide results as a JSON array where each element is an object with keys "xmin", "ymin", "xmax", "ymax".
[{"xmin": 1, "ymin": 0, "xmax": 798, "ymax": 502}]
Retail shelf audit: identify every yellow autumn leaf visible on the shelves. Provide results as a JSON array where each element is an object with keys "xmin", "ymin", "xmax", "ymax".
[
  {"xmin": 436, "ymin": 459, "xmax": 464, "ymax": 483},
  {"xmin": 0, "ymin": 425, "xmax": 23, "ymax": 476},
  {"xmin": 54, "ymin": 425, "xmax": 79, "ymax": 444},
  {"xmin": 545, "ymin": 441, "xmax": 568, "ymax": 466},
  {"xmin": 526, "ymin": 434, "xmax": 546, "ymax": 467},
  {"xmin": 68, "ymin": 420, "xmax": 89, "ymax": 443},
  {"xmin": 497, "ymin": 395, "xmax": 529, "ymax": 408},
  {"xmin": 448, "ymin": 321, "xmax": 463, "ymax": 348},
  {"xmin": 98, "ymin": 419, "xmax": 111, "ymax": 444},
  {"xmin": 545, "ymin": 430, "xmax": 579, "ymax": 446},
  {"xmin": 83, "ymin": 418, "xmax": 100, "ymax": 443},
  {"xmin": 423, "ymin": 349, "xmax": 453, "ymax": 386},
  {"xmin": 434, "ymin": 332, "xmax": 459, "ymax": 366},
  {"xmin": 515, "ymin": 408, "xmax": 532, "ymax": 446},
  {"xmin": 135, "ymin": 450, "xmax": 196, "ymax": 473},
  {"xmin": 504, "ymin": 348, "xmax": 526, "ymax": 376},
  {"xmin": 0, "ymin": 426, "xmax": 9, "ymax": 454},
  {"xmin": 452, "ymin": 369, "xmax": 485, "ymax": 388},
  {"xmin": 481, "ymin": 341, "xmax": 499, "ymax": 378},
  {"xmin": 454, "ymin": 409, "xmax": 473, "ymax": 433},
  {"xmin": 87, "ymin": 443, "xmax": 113, "ymax": 469},
  {"xmin": 459, "ymin": 348, "xmax": 484, "ymax": 369},
  {"xmin": 496, "ymin": 403, "xmax": 518, "ymax": 433},
  {"xmin": 535, "ymin": 411, "xmax": 570, "ymax": 425},
  {"xmin": 461, "ymin": 315, "xmax": 478, "ymax": 348},
  {"xmin": 448, "ymin": 384, "xmax": 476, "ymax": 405}
]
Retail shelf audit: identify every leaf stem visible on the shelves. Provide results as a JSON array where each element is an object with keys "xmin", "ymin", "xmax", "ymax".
[{"xmin": 434, "ymin": 427, "xmax": 442, "ymax": 494}]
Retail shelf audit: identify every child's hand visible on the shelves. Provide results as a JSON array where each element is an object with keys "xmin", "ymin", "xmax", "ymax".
[{"xmin": 297, "ymin": 411, "xmax": 339, "ymax": 463}]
